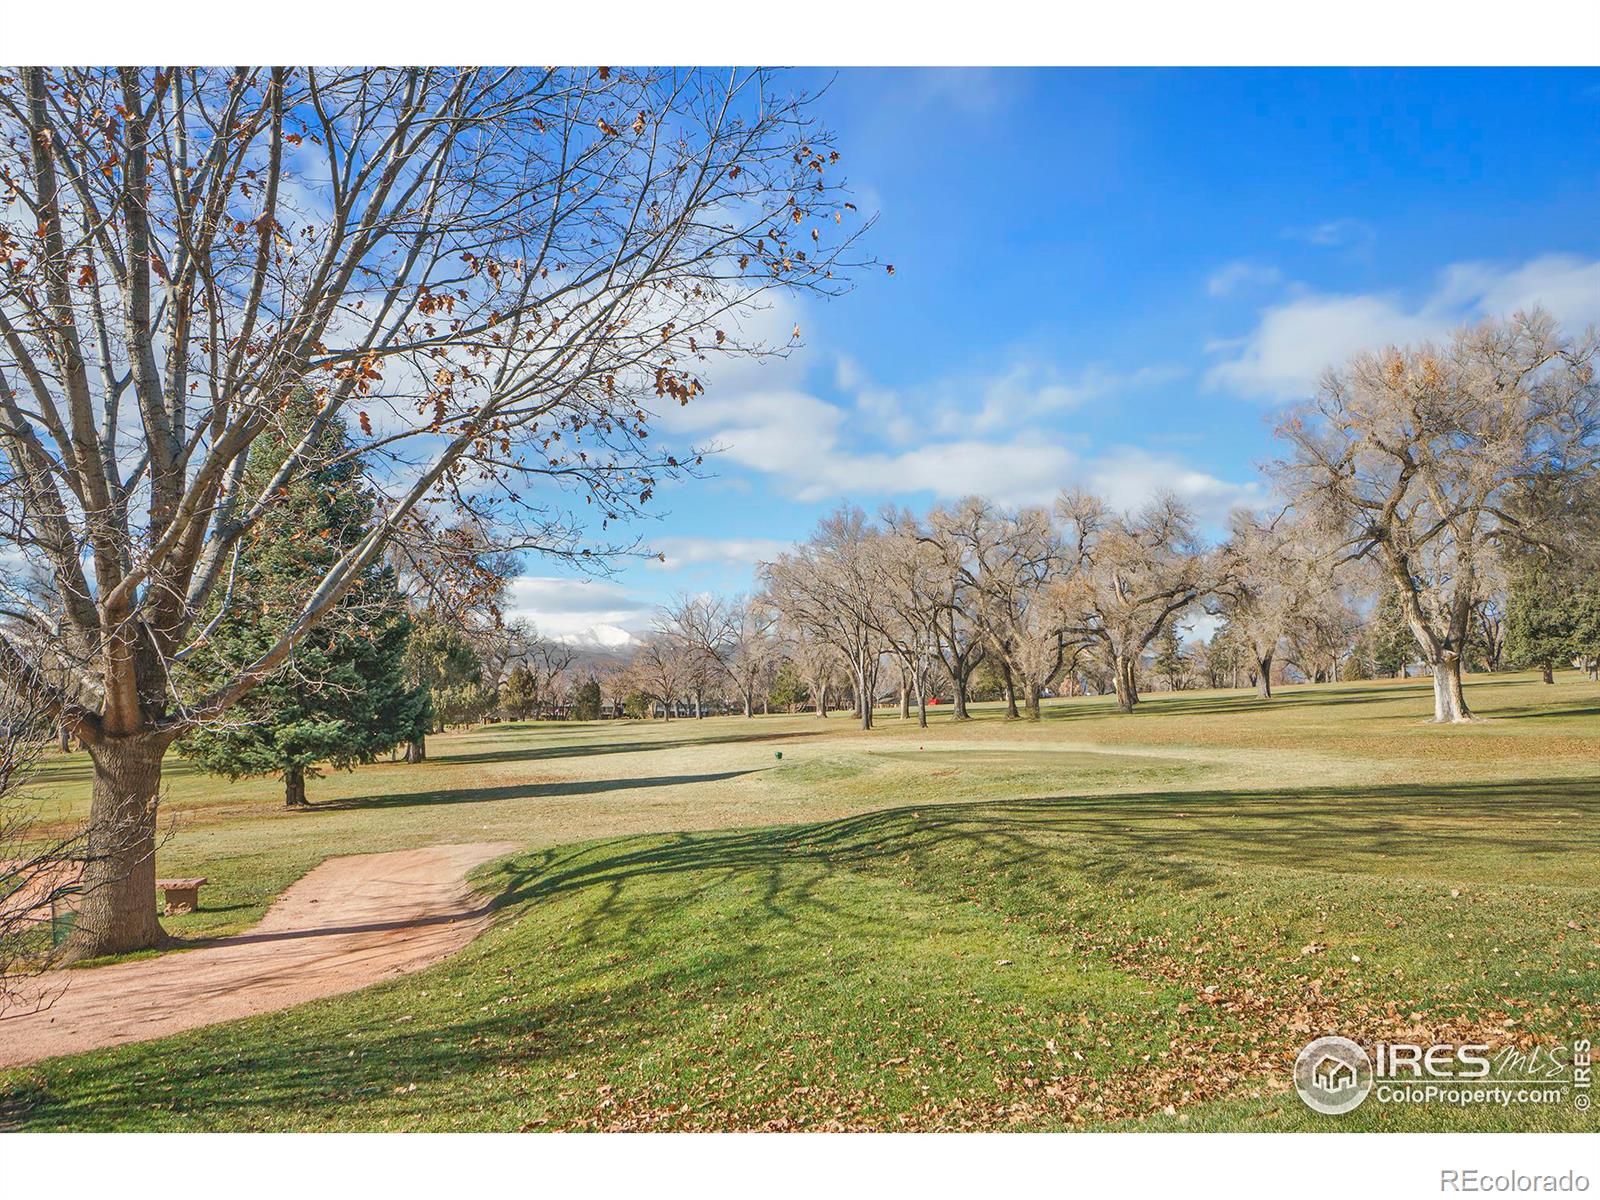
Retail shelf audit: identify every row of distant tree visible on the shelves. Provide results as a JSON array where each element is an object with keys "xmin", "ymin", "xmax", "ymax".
[{"xmin": 617, "ymin": 311, "xmax": 1600, "ymax": 728}]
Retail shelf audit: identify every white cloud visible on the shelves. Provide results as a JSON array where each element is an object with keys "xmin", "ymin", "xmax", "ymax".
[
  {"xmin": 647, "ymin": 536, "xmax": 792, "ymax": 571},
  {"xmin": 1429, "ymin": 255, "xmax": 1600, "ymax": 328},
  {"xmin": 964, "ymin": 363, "xmax": 1186, "ymax": 434},
  {"xmin": 802, "ymin": 438, "xmax": 1084, "ymax": 508},
  {"xmin": 1086, "ymin": 446, "xmax": 1263, "ymax": 524},
  {"xmin": 1206, "ymin": 253, "xmax": 1600, "ymax": 401},
  {"xmin": 660, "ymin": 349, "xmax": 1248, "ymax": 514},
  {"xmin": 505, "ymin": 575, "xmax": 653, "ymax": 641},
  {"xmin": 1206, "ymin": 261, "xmax": 1284, "ymax": 297},
  {"xmin": 1206, "ymin": 293, "xmax": 1441, "ymax": 401}
]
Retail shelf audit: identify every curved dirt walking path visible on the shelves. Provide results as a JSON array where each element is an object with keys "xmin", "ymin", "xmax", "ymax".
[{"xmin": 0, "ymin": 842, "xmax": 518, "ymax": 1069}]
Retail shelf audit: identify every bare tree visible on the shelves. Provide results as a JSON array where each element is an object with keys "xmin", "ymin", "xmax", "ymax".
[
  {"xmin": 0, "ymin": 66, "xmax": 870, "ymax": 956},
  {"xmin": 1284, "ymin": 588, "xmax": 1362, "ymax": 684},
  {"xmin": 1216, "ymin": 507, "xmax": 1336, "ymax": 699},
  {"xmin": 782, "ymin": 624, "xmax": 839, "ymax": 717},
  {"xmin": 870, "ymin": 513, "xmax": 945, "ymax": 727},
  {"xmin": 763, "ymin": 507, "xmax": 884, "ymax": 730},
  {"xmin": 934, "ymin": 498, "xmax": 1064, "ymax": 720},
  {"xmin": 917, "ymin": 505, "xmax": 988, "ymax": 719},
  {"xmin": 1276, "ymin": 310, "xmax": 1599, "ymax": 722},
  {"xmin": 721, "ymin": 595, "xmax": 777, "ymax": 718},
  {"xmin": 626, "ymin": 634, "xmax": 693, "ymax": 719},
  {"xmin": 1054, "ymin": 491, "xmax": 1210, "ymax": 713},
  {"xmin": 654, "ymin": 592, "xmax": 728, "ymax": 718}
]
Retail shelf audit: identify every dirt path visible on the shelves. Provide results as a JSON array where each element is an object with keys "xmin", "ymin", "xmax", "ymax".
[{"xmin": 0, "ymin": 842, "xmax": 517, "ymax": 1069}]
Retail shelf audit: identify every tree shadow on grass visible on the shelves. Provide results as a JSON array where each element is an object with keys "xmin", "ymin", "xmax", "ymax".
[
  {"xmin": 306, "ymin": 769, "xmax": 762, "ymax": 812},
  {"xmin": 430, "ymin": 726, "xmax": 836, "ymax": 770},
  {"xmin": 8, "ymin": 776, "xmax": 1599, "ymax": 1131},
  {"xmin": 461, "ymin": 773, "xmax": 1600, "ymax": 952}
]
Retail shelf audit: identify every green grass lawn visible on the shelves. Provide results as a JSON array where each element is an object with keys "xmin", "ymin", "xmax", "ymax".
[{"xmin": 4, "ymin": 671, "xmax": 1598, "ymax": 1130}]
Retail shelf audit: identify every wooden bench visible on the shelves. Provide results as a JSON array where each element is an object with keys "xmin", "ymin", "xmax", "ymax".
[{"xmin": 156, "ymin": 877, "xmax": 208, "ymax": 915}]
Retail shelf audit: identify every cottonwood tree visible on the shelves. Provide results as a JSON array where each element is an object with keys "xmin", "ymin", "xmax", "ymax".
[
  {"xmin": 1277, "ymin": 310, "xmax": 1599, "ymax": 722},
  {"xmin": 1284, "ymin": 588, "xmax": 1361, "ymax": 683},
  {"xmin": 654, "ymin": 592, "xmax": 727, "ymax": 718},
  {"xmin": 781, "ymin": 624, "xmax": 839, "ymax": 717},
  {"xmin": 916, "ymin": 505, "xmax": 988, "ymax": 719},
  {"xmin": 1216, "ymin": 508, "xmax": 1336, "ymax": 699},
  {"xmin": 0, "ymin": 66, "xmax": 868, "ymax": 956},
  {"xmin": 627, "ymin": 634, "xmax": 693, "ymax": 719},
  {"xmin": 1054, "ymin": 490, "xmax": 1210, "ymax": 713},
  {"xmin": 936, "ymin": 498, "xmax": 1064, "ymax": 720},
  {"xmin": 870, "ymin": 514, "xmax": 944, "ymax": 727},
  {"xmin": 763, "ymin": 507, "xmax": 884, "ymax": 729},
  {"xmin": 0, "ymin": 68, "xmax": 870, "ymax": 960},
  {"xmin": 515, "ymin": 633, "xmax": 578, "ymax": 718},
  {"xmin": 720, "ymin": 595, "xmax": 777, "ymax": 718},
  {"xmin": 1470, "ymin": 593, "xmax": 1508, "ymax": 673}
]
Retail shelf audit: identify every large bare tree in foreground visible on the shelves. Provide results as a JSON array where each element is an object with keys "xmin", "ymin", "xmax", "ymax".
[
  {"xmin": 0, "ymin": 66, "xmax": 869, "ymax": 956},
  {"xmin": 1276, "ymin": 310, "xmax": 1599, "ymax": 722}
]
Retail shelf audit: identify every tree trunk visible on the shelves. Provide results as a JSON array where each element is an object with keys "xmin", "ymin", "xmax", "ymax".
[
  {"xmin": 743, "ymin": 690, "xmax": 753, "ymax": 719},
  {"xmin": 858, "ymin": 667, "xmax": 873, "ymax": 731},
  {"xmin": 58, "ymin": 722, "xmax": 72, "ymax": 753},
  {"xmin": 65, "ymin": 733, "xmax": 167, "ymax": 961},
  {"xmin": 953, "ymin": 665, "xmax": 971, "ymax": 720},
  {"xmin": 899, "ymin": 684, "xmax": 910, "ymax": 720},
  {"xmin": 1002, "ymin": 662, "xmax": 1019, "ymax": 719},
  {"xmin": 284, "ymin": 762, "xmax": 308, "ymax": 808},
  {"xmin": 1430, "ymin": 657, "xmax": 1473, "ymax": 723},
  {"xmin": 1540, "ymin": 663, "xmax": 1554, "ymax": 685},
  {"xmin": 1023, "ymin": 680, "xmax": 1041, "ymax": 721},
  {"xmin": 406, "ymin": 736, "xmax": 427, "ymax": 763},
  {"xmin": 1256, "ymin": 654, "xmax": 1273, "ymax": 699},
  {"xmin": 1112, "ymin": 654, "xmax": 1139, "ymax": 714}
]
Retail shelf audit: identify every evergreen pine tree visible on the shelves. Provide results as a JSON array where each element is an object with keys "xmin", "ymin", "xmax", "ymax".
[
  {"xmin": 1153, "ymin": 623, "xmax": 1188, "ymax": 691},
  {"xmin": 1574, "ymin": 584, "xmax": 1600, "ymax": 680},
  {"xmin": 573, "ymin": 677, "xmax": 602, "ymax": 721},
  {"xmin": 1504, "ymin": 558, "xmax": 1575, "ymax": 684},
  {"xmin": 1370, "ymin": 582, "xmax": 1415, "ymax": 678},
  {"xmin": 404, "ymin": 612, "xmax": 488, "ymax": 740},
  {"xmin": 179, "ymin": 398, "xmax": 429, "ymax": 806},
  {"xmin": 768, "ymin": 661, "xmax": 807, "ymax": 713},
  {"xmin": 499, "ymin": 664, "xmax": 540, "ymax": 720}
]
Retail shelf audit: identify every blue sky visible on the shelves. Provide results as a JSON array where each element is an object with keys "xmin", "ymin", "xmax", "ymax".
[{"xmin": 510, "ymin": 68, "xmax": 1600, "ymax": 643}]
